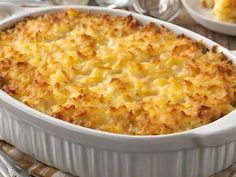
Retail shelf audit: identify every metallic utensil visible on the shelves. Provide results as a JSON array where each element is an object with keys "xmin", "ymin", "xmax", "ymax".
[{"xmin": 0, "ymin": 149, "xmax": 30, "ymax": 177}]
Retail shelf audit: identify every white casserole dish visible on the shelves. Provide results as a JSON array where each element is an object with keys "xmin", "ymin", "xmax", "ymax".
[{"xmin": 0, "ymin": 3, "xmax": 236, "ymax": 177}]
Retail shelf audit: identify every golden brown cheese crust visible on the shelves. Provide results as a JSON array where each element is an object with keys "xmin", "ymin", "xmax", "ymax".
[
  {"xmin": 200, "ymin": 0, "xmax": 236, "ymax": 22},
  {"xmin": 0, "ymin": 9, "xmax": 236, "ymax": 135}
]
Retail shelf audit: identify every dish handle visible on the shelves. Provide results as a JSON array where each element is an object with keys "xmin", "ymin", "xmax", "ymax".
[
  {"xmin": 192, "ymin": 110, "xmax": 236, "ymax": 147},
  {"xmin": 192, "ymin": 50, "xmax": 236, "ymax": 147}
]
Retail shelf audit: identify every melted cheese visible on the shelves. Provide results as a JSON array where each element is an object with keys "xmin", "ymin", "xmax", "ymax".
[{"xmin": 0, "ymin": 9, "xmax": 236, "ymax": 135}]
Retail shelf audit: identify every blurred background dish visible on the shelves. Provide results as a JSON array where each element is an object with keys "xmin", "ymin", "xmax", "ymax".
[
  {"xmin": 182, "ymin": 0, "xmax": 236, "ymax": 36},
  {"xmin": 200, "ymin": 0, "xmax": 236, "ymax": 23}
]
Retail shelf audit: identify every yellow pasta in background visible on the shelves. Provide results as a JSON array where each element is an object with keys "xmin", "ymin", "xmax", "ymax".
[{"xmin": 200, "ymin": 0, "xmax": 236, "ymax": 22}]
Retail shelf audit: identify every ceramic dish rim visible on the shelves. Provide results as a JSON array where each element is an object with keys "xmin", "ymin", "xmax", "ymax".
[{"xmin": 0, "ymin": 4, "xmax": 235, "ymax": 143}]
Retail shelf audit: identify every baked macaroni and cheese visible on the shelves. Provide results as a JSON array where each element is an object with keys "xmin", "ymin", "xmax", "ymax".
[
  {"xmin": 200, "ymin": 0, "xmax": 236, "ymax": 22},
  {"xmin": 0, "ymin": 9, "xmax": 236, "ymax": 135}
]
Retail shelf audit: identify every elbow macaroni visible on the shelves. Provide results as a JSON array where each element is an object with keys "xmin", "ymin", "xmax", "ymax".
[{"xmin": 0, "ymin": 9, "xmax": 236, "ymax": 135}]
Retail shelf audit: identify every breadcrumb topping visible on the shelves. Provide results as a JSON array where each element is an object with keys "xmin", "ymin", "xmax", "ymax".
[{"xmin": 0, "ymin": 9, "xmax": 236, "ymax": 135}]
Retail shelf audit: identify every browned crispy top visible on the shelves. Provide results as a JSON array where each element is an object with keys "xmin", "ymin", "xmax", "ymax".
[{"xmin": 0, "ymin": 9, "xmax": 236, "ymax": 135}]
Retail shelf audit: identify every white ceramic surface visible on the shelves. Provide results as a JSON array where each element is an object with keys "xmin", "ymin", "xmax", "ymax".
[
  {"xmin": 181, "ymin": 0, "xmax": 236, "ymax": 36},
  {"xmin": 0, "ymin": 3, "xmax": 236, "ymax": 177}
]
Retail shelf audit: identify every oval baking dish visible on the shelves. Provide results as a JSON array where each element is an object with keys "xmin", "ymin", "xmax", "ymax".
[{"xmin": 0, "ymin": 3, "xmax": 236, "ymax": 177}]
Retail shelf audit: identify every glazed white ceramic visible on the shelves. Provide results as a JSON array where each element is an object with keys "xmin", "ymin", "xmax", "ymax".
[
  {"xmin": 182, "ymin": 0, "xmax": 236, "ymax": 36},
  {"xmin": 0, "ymin": 3, "xmax": 236, "ymax": 177}
]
